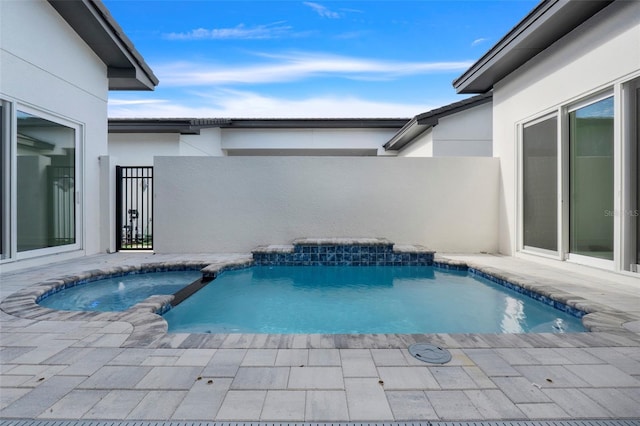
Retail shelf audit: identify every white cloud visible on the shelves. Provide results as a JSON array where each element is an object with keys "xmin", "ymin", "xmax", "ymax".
[
  {"xmin": 154, "ymin": 52, "xmax": 474, "ymax": 86},
  {"xmin": 471, "ymin": 37, "xmax": 489, "ymax": 47},
  {"xmin": 303, "ymin": 2, "xmax": 341, "ymax": 19},
  {"xmin": 164, "ymin": 22, "xmax": 292, "ymax": 40},
  {"xmin": 109, "ymin": 90, "xmax": 431, "ymax": 119}
]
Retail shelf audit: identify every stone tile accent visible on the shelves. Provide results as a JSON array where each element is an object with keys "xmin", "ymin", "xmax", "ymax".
[{"xmin": 253, "ymin": 238, "xmax": 434, "ymax": 266}]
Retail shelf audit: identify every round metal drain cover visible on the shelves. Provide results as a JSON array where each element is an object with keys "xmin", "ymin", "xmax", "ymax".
[{"xmin": 408, "ymin": 343, "xmax": 452, "ymax": 364}]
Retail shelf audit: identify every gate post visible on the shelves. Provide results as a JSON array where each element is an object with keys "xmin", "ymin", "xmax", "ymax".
[{"xmin": 115, "ymin": 166, "xmax": 123, "ymax": 251}]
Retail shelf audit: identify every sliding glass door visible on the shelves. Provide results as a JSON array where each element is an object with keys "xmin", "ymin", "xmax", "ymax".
[
  {"xmin": 522, "ymin": 116, "xmax": 558, "ymax": 252},
  {"xmin": 16, "ymin": 111, "xmax": 76, "ymax": 252},
  {"xmin": 569, "ymin": 96, "xmax": 614, "ymax": 261}
]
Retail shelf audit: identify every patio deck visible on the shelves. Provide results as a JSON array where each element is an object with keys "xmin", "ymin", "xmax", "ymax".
[{"xmin": 1, "ymin": 252, "xmax": 639, "ymax": 421}]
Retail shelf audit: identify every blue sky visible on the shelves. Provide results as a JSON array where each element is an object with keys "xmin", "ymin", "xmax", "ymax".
[{"xmin": 105, "ymin": 0, "xmax": 538, "ymax": 118}]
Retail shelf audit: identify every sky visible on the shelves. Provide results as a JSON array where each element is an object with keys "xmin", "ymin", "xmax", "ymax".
[{"xmin": 105, "ymin": 0, "xmax": 539, "ymax": 119}]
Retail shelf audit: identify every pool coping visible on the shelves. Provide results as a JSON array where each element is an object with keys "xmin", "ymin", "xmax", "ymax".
[{"xmin": 2, "ymin": 251, "xmax": 639, "ymax": 350}]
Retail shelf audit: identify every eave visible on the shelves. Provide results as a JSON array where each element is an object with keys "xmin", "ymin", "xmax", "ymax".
[
  {"xmin": 108, "ymin": 118, "xmax": 410, "ymax": 135},
  {"xmin": 48, "ymin": 0, "xmax": 159, "ymax": 91},
  {"xmin": 384, "ymin": 93, "xmax": 492, "ymax": 152},
  {"xmin": 453, "ymin": 0, "xmax": 613, "ymax": 94}
]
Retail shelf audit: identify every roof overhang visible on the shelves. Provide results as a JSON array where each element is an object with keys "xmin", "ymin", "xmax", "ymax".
[
  {"xmin": 108, "ymin": 118, "xmax": 232, "ymax": 135},
  {"xmin": 109, "ymin": 118, "xmax": 409, "ymax": 135},
  {"xmin": 384, "ymin": 93, "xmax": 492, "ymax": 152},
  {"xmin": 453, "ymin": 0, "xmax": 613, "ymax": 94},
  {"xmin": 48, "ymin": 0, "xmax": 159, "ymax": 91}
]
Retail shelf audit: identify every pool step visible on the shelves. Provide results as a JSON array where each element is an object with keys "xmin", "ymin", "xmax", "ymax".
[{"xmin": 252, "ymin": 237, "xmax": 434, "ymax": 266}]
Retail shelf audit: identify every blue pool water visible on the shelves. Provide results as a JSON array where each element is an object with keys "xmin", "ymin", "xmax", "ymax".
[
  {"xmin": 38, "ymin": 271, "xmax": 201, "ymax": 312},
  {"xmin": 163, "ymin": 266, "xmax": 586, "ymax": 334}
]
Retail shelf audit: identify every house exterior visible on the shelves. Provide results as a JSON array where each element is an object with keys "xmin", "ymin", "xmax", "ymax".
[
  {"xmin": 108, "ymin": 94, "xmax": 492, "ymax": 162},
  {"xmin": 383, "ymin": 93, "xmax": 493, "ymax": 157},
  {"xmin": 0, "ymin": 0, "xmax": 157, "ymax": 271},
  {"xmin": 108, "ymin": 118, "xmax": 408, "ymax": 164},
  {"xmin": 454, "ymin": 0, "xmax": 640, "ymax": 274}
]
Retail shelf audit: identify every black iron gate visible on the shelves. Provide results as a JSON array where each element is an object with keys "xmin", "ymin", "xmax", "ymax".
[{"xmin": 116, "ymin": 166, "xmax": 153, "ymax": 251}]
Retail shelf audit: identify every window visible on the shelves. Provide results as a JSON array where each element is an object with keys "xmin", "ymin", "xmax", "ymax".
[
  {"xmin": 569, "ymin": 96, "xmax": 614, "ymax": 261},
  {"xmin": 16, "ymin": 111, "xmax": 76, "ymax": 252},
  {"xmin": 522, "ymin": 116, "xmax": 558, "ymax": 252}
]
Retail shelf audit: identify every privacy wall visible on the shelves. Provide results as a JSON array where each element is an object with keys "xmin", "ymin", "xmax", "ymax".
[{"xmin": 154, "ymin": 157, "xmax": 499, "ymax": 253}]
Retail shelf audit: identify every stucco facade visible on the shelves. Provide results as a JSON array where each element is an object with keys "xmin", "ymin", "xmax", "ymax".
[
  {"xmin": 488, "ymin": 0, "xmax": 640, "ymax": 272},
  {"xmin": 108, "ymin": 121, "xmax": 404, "ymax": 164},
  {"xmin": 154, "ymin": 156, "xmax": 499, "ymax": 253},
  {"xmin": 395, "ymin": 101, "xmax": 492, "ymax": 157},
  {"xmin": 0, "ymin": 0, "xmax": 156, "ymax": 271}
]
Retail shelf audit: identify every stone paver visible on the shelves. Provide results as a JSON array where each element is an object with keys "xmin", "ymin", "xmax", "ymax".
[
  {"xmin": 308, "ymin": 349, "xmax": 341, "ymax": 366},
  {"xmin": 426, "ymin": 390, "xmax": 483, "ymax": 420},
  {"xmin": 345, "ymin": 377, "xmax": 394, "ymax": 420},
  {"xmin": 288, "ymin": 366, "xmax": 344, "ymax": 389},
  {"xmin": 305, "ymin": 390, "xmax": 349, "ymax": 420},
  {"xmin": 171, "ymin": 378, "xmax": 232, "ymax": 420},
  {"xmin": 231, "ymin": 367, "xmax": 289, "ymax": 389},
  {"xmin": 216, "ymin": 390, "xmax": 266, "ymax": 420},
  {"xmin": 127, "ymin": 390, "xmax": 187, "ymax": 419},
  {"xmin": 41, "ymin": 389, "xmax": 108, "ymax": 419},
  {"xmin": 260, "ymin": 390, "xmax": 306, "ymax": 420},
  {"xmin": 377, "ymin": 366, "xmax": 440, "ymax": 390},
  {"xmin": 1, "ymin": 252, "xmax": 639, "ymax": 421},
  {"xmin": 82, "ymin": 390, "xmax": 147, "ymax": 419},
  {"xmin": 386, "ymin": 390, "xmax": 438, "ymax": 420}
]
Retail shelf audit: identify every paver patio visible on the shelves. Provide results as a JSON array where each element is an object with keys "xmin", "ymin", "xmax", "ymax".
[{"xmin": 1, "ymin": 252, "xmax": 639, "ymax": 421}]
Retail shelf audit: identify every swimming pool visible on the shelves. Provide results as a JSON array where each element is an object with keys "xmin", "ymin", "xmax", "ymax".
[
  {"xmin": 38, "ymin": 270, "xmax": 201, "ymax": 312},
  {"xmin": 163, "ymin": 265, "xmax": 586, "ymax": 334}
]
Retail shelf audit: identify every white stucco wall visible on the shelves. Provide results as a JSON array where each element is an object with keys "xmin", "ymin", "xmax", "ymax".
[
  {"xmin": 433, "ymin": 102, "xmax": 492, "ymax": 157},
  {"xmin": 181, "ymin": 128, "xmax": 224, "ymax": 157},
  {"xmin": 1, "ymin": 0, "xmax": 110, "ymax": 265},
  {"xmin": 396, "ymin": 102, "xmax": 492, "ymax": 157},
  {"xmin": 492, "ymin": 0, "xmax": 640, "ymax": 255},
  {"xmin": 154, "ymin": 157, "xmax": 499, "ymax": 254},
  {"xmin": 221, "ymin": 128, "xmax": 396, "ymax": 156},
  {"xmin": 396, "ymin": 128, "xmax": 434, "ymax": 157},
  {"xmin": 109, "ymin": 133, "xmax": 181, "ymax": 166}
]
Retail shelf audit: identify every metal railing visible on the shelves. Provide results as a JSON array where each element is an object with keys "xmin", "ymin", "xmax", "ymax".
[{"xmin": 116, "ymin": 166, "xmax": 153, "ymax": 251}]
